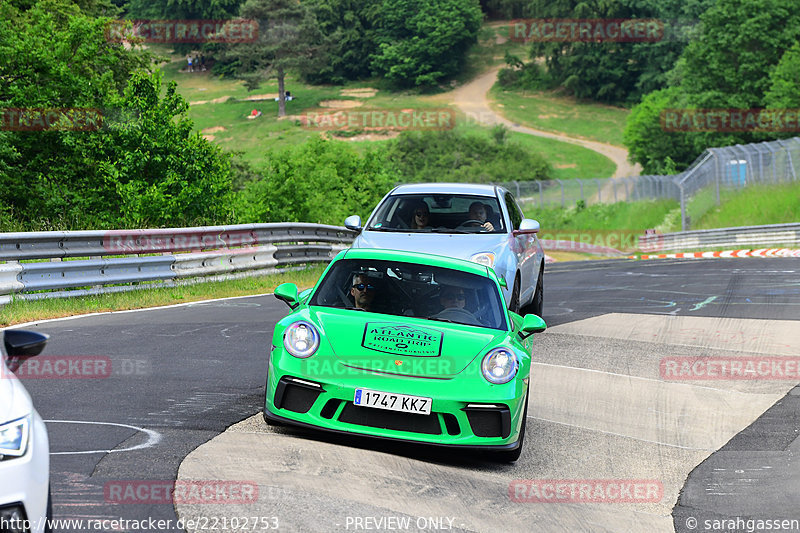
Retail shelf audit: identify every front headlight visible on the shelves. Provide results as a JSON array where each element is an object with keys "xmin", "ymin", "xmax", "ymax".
[
  {"xmin": 470, "ymin": 252, "xmax": 496, "ymax": 268},
  {"xmin": 0, "ymin": 416, "xmax": 30, "ymax": 457},
  {"xmin": 481, "ymin": 348, "xmax": 518, "ymax": 384},
  {"xmin": 283, "ymin": 321, "xmax": 320, "ymax": 358}
]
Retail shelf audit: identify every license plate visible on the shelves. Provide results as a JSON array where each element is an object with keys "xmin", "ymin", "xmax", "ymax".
[{"xmin": 353, "ymin": 388, "xmax": 432, "ymax": 415}]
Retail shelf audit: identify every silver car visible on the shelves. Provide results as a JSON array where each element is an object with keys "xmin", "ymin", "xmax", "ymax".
[{"xmin": 345, "ymin": 183, "xmax": 544, "ymax": 315}]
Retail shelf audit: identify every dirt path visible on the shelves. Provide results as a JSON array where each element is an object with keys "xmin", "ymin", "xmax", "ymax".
[{"xmin": 450, "ymin": 67, "xmax": 641, "ymax": 178}]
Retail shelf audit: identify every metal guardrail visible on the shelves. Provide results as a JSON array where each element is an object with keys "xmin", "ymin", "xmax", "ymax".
[
  {"xmin": 0, "ymin": 223, "xmax": 356, "ymax": 304},
  {"xmin": 640, "ymin": 222, "xmax": 800, "ymax": 252}
]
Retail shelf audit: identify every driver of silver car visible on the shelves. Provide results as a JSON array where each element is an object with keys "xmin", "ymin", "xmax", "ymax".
[{"xmin": 467, "ymin": 201, "xmax": 494, "ymax": 231}]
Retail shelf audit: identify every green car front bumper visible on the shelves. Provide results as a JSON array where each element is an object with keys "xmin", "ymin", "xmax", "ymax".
[{"xmin": 264, "ymin": 351, "xmax": 529, "ymax": 450}]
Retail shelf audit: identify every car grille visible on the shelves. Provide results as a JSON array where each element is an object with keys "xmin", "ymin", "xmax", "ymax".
[{"xmin": 338, "ymin": 402, "xmax": 442, "ymax": 435}]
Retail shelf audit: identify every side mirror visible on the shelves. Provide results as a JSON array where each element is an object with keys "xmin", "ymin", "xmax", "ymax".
[
  {"xmin": 513, "ymin": 218, "xmax": 540, "ymax": 235},
  {"xmin": 4, "ymin": 330, "xmax": 49, "ymax": 357},
  {"xmin": 274, "ymin": 283, "xmax": 300, "ymax": 309},
  {"xmin": 344, "ymin": 215, "xmax": 362, "ymax": 231},
  {"xmin": 519, "ymin": 314, "xmax": 546, "ymax": 338},
  {"xmin": 498, "ymin": 276, "xmax": 508, "ymax": 289},
  {"xmin": 4, "ymin": 330, "xmax": 49, "ymax": 373}
]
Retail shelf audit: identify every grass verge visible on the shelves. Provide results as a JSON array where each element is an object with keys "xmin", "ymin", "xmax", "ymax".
[
  {"xmin": 0, "ymin": 265, "xmax": 325, "ymax": 327},
  {"xmin": 489, "ymin": 85, "xmax": 630, "ymax": 147},
  {"xmin": 521, "ymin": 198, "xmax": 679, "ymax": 231},
  {"xmin": 692, "ymin": 181, "xmax": 800, "ymax": 230}
]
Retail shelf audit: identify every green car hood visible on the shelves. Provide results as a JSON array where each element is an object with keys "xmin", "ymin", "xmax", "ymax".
[{"xmin": 310, "ymin": 308, "xmax": 507, "ymax": 378}]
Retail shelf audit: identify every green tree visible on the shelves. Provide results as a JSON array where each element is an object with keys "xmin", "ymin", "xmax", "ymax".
[
  {"xmin": 370, "ymin": 0, "xmax": 483, "ymax": 87},
  {"xmin": 480, "ymin": 0, "xmax": 527, "ymax": 19},
  {"xmin": 679, "ymin": 0, "xmax": 800, "ymax": 110},
  {"xmin": 124, "ymin": 0, "xmax": 243, "ymax": 20},
  {"xmin": 216, "ymin": 0, "xmax": 328, "ymax": 116},
  {"xmin": 108, "ymin": 72, "xmax": 234, "ymax": 227},
  {"xmin": 765, "ymin": 41, "xmax": 800, "ymax": 109},
  {"xmin": 384, "ymin": 130, "xmax": 551, "ymax": 183},
  {"xmin": 622, "ymin": 87, "xmax": 696, "ymax": 174},
  {"xmin": 625, "ymin": 0, "xmax": 800, "ymax": 171},
  {"xmin": 0, "ymin": 0, "xmax": 233, "ymax": 229},
  {"xmin": 237, "ymin": 138, "xmax": 392, "ymax": 224},
  {"xmin": 519, "ymin": 0, "xmax": 713, "ymax": 104},
  {"xmin": 303, "ymin": 0, "xmax": 379, "ymax": 84}
]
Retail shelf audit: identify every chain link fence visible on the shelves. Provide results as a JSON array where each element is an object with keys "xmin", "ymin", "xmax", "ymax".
[
  {"xmin": 674, "ymin": 137, "xmax": 800, "ymax": 230},
  {"xmin": 496, "ymin": 175, "xmax": 680, "ymax": 209},
  {"xmin": 495, "ymin": 136, "xmax": 800, "ymax": 230}
]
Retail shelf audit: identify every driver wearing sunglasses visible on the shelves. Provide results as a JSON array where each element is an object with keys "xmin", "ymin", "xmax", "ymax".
[
  {"xmin": 440, "ymin": 286, "xmax": 467, "ymax": 309},
  {"xmin": 350, "ymin": 274, "xmax": 377, "ymax": 311}
]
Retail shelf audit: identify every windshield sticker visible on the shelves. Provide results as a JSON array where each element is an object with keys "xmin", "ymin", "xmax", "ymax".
[{"xmin": 362, "ymin": 323, "xmax": 443, "ymax": 357}]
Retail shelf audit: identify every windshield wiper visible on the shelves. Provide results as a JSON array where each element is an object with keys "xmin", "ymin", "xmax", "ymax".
[
  {"xmin": 430, "ymin": 228, "xmax": 469, "ymax": 234},
  {"xmin": 426, "ymin": 317, "xmax": 460, "ymax": 324},
  {"xmin": 366, "ymin": 227, "xmax": 409, "ymax": 232}
]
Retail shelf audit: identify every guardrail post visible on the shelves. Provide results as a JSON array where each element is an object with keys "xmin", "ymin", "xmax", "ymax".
[
  {"xmin": 714, "ymin": 150, "xmax": 721, "ymax": 206},
  {"xmin": 778, "ymin": 139, "xmax": 798, "ymax": 181},
  {"xmin": 0, "ymin": 263, "xmax": 24, "ymax": 304},
  {"xmin": 680, "ymin": 184, "xmax": 688, "ymax": 231}
]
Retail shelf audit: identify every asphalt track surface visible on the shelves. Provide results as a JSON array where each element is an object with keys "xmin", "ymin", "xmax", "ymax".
[{"xmin": 11, "ymin": 257, "xmax": 800, "ymax": 532}]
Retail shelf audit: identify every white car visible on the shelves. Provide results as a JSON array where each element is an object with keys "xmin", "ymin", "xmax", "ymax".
[
  {"xmin": 1, "ymin": 330, "xmax": 51, "ymax": 533},
  {"xmin": 345, "ymin": 183, "xmax": 544, "ymax": 315}
]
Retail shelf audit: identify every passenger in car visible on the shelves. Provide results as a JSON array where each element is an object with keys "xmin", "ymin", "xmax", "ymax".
[{"xmin": 410, "ymin": 201, "xmax": 431, "ymax": 229}]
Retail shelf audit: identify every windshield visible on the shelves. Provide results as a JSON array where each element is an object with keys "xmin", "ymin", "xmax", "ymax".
[
  {"xmin": 366, "ymin": 194, "xmax": 505, "ymax": 233},
  {"xmin": 309, "ymin": 259, "xmax": 508, "ymax": 330}
]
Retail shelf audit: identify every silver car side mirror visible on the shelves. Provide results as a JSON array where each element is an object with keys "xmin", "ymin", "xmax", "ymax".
[{"xmin": 344, "ymin": 215, "xmax": 362, "ymax": 231}]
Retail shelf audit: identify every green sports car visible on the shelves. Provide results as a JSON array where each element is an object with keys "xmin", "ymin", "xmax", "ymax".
[{"xmin": 263, "ymin": 248, "xmax": 546, "ymax": 461}]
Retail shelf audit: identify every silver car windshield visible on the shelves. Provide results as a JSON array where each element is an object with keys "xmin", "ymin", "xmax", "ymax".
[
  {"xmin": 309, "ymin": 259, "xmax": 508, "ymax": 330},
  {"xmin": 366, "ymin": 194, "xmax": 505, "ymax": 233}
]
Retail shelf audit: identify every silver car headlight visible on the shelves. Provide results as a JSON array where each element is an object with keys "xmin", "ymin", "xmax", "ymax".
[
  {"xmin": 481, "ymin": 348, "xmax": 518, "ymax": 384},
  {"xmin": 470, "ymin": 252, "xmax": 495, "ymax": 268},
  {"xmin": 283, "ymin": 321, "xmax": 320, "ymax": 358},
  {"xmin": 0, "ymin": 415, "xmax": 30, "ymax": 457}
]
